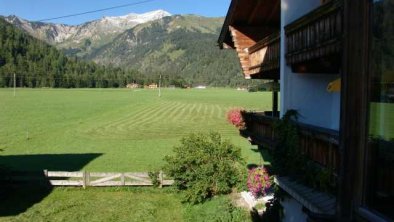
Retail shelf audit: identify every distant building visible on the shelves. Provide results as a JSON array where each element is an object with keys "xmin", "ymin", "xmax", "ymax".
[
  {"xmin": 147, "ymin": 83, "xmax": 158, "ymax": 89},
  {"xmin": 195, "ymin": 85, "xmax": 206, "ymax": 89},
  {"xmin": 126, "ymin": 83, "xmax": 140, "ymax": 89}
]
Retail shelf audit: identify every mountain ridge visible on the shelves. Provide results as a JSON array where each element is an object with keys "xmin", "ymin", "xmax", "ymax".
[
  {"xmin": 2, "ymin": 10, "xmax": 172, "ymax": 54},
  {"xmin": 1, "ymin": 11, "xmax": 248, "ymax": 87}
]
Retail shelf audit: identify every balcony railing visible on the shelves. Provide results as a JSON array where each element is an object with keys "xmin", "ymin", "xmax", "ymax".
[
  {"xmin": 247, "ymin": 32, "xmax": 280, "ymax": 77},
  {"xmin": 242, "ymin": 111, "xmax": 277, "ymax": 147},
  {"xmin": 285, "ymin": 0, "xmax": 343, "ymax": 73},
  {"xmin": 242, "ymin": 111, "xmax": 340, "ymax": 172}
]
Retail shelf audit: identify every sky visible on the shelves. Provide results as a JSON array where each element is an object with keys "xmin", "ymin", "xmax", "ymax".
[{"xmin": 0, "ymin": 0, "xmax": 231, "ymax": 25}]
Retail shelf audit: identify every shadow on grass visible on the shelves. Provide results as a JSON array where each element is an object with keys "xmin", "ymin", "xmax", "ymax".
[{"xmin": 0, "ymin": 153, "xmax": 101, "ymax": 217}]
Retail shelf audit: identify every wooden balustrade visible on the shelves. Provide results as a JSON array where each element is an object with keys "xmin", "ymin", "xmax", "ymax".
[
  {"xmin": 297, "ymin": 122, "xmax": 340, "ymax": 172},
  {"xmin": 247, "ymin": 32, "xmax": 280, "ymax": 77},
  {"xmin": 285, "ymin": 0, "xmax": 343, "ymax": 73},
  {"xmin": 242, "ymin": 111, "xmax": 340, "ymax": 172},
  {"xmin": 242, "ymin": 111, "xmax": 277, "ymax": 147}
]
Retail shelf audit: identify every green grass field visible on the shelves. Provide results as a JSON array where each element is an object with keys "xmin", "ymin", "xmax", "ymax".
[
  {"xmin": 0, "ymin": 88, "xmax": 272, "ymax": 171},
  {"xmin": 0, "ymin": 88, "xmax": 271, "ymax": 221},
  {"xmin": 0, "ymin": 187, "xmax": 250, "ymax": 222},
  {"xmin": 370, "ymin": 102, "xmax": 394, "ymax": 140}
]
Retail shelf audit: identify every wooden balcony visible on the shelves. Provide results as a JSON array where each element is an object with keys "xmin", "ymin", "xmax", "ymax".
[
  {"xmin": 241, "ymin": 111, "xmax": 340, "ymax": 172},
  {"xmin": 247, "ymin": 32, "xmax": 280, "ymax": 79},
  {"xmin": 241, "ymin": 111, "xmax": 278, "ymax": 147},
  {"xmin": 285, "ymin": 0, "xmax": 343, "ymax": 73}
]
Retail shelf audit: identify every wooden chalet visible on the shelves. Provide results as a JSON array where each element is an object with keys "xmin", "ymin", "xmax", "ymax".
[{"xmin": 219, "ymin": 0, "xmax": 393, "ymax": 221}]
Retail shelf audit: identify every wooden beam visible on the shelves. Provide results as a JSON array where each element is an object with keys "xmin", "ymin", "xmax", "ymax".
[
  {"xmin": 272, "ymin": 79, "xmax": 279, "ymax": 116},
  {"xmin": 337, "ymin": 0, "xmax": 371, "ymax": 220},
  {"xmin": 247, "ymin": 1, "xmax": 264, "ymax": 24},
  {"xmin": 232, "ymin": 26, "xmax": 277, "ymax": 41},
  {"xmin": 229, "ymin": 26, "xmax": 256, "ymax": 78},
  {"xmin": 265, "ymin": 1, "xmax": 281, "ymax": 27},
  {"xmin": 218, "ymin": 0, "xmax": 240, "ymax": 48}
]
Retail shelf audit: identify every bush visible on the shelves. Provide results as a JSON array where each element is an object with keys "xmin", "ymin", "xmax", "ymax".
[
  {"xmin": 164, "ymin": 132, "xmax": 245, "ymax": 203},
  {"xmin": 148, "ymin": 171, "xmax": 160, "ymax": 188}
]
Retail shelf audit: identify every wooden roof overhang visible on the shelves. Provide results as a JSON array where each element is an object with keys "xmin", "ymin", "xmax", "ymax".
[{"xmin": 218, "ymin": 0, "xmax": 280, "ymax": 80}]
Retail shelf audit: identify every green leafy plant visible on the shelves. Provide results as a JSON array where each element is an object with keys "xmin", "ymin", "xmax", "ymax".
[
  {"xmin": 164, "ymin": 132, "xmax": 245, "ymax": 203},
  {"xmin": 272, "ymin": 110, "xmax": 336, "ymax": 193},
  {"xmin": 148, "ymin": 171, "xmax": 160, "ymax": 188},
  {"xmin": 272, "ymin": 110, "xmax": 304, "ymax": 175}
]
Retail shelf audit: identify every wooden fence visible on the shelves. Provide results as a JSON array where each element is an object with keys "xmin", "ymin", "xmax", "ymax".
[{"xmin": 3, "ymin": 170, "xmax": 174, "ymax": 188}]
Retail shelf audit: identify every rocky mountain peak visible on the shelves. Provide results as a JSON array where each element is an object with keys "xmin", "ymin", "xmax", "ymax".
[
  {"xmin": 3, "ymin": 10, "xmax": 172, "ymax": 46},
  {"xmin": 99, "ymin": 10, "xmax": 171, "ymax": 28}
]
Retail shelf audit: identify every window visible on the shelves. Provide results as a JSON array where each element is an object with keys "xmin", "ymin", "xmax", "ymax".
[{"xmin": 366, "ymin": 0, "xmax": 394, "ymax": 219}]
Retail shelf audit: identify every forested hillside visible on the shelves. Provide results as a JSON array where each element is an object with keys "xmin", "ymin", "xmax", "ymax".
[
  {"xmin": 1, "ymin": 14, "xmax": 250, "ymax": 88},
  {"xmin": 0, "ymin": 18, "xmax": 140, "ymax": 88},
  {"xmin": 89, "ymin": 15, "xmax": 245, "ymax": 86}
]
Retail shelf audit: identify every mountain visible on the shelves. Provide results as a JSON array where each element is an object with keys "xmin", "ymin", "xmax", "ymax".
[
  {"xmin": 2, "ymin": 11, "xmax": 248, "ymax": 87},
  {"xmin": 3, "ymin": 10, "xmax": 171, "ymax": 57},
  {"xmin": 87, "ymin": 15, "xmax": 244, "ymax": 86},
  {"xmin": 0, "ymin": 18, "xmax": 139, "ymax": 88}
]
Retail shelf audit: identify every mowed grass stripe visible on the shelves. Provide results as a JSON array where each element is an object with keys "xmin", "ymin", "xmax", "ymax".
[
  {"xmin": 154, "ymin": 101, "xmax": 184, "ymax": 122},
  {"xmin": 173, "ymin": 103, "xmax": 189, "ymax": 121},
  {"xmin": 165, "ymin": 102, "xmax": 188, "ymax": 122},
  {"xmin": 0, "ymin": 88, "xmax": 271, "ymax": 171},
  {"xmin": 89, "ymin": 101, "xmax": 172, "ymax": 136}
]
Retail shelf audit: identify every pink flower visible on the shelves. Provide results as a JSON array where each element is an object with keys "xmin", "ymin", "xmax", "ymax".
[
  {"xmin": 247, "ymin": 166, "xmax": 271, "ymax": 198},
  {"xmin": 226, "ymin": 108, "xmax": 245, "ymax": 129}
]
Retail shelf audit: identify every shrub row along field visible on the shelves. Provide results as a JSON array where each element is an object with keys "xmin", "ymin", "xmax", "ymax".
[
  {"xmin": 0, "ymin": 88, "xmax": 272, "ymax": 172},
  {"xmin": 0, "ymin": 88, "xmax": 271, "ymax": 221}
]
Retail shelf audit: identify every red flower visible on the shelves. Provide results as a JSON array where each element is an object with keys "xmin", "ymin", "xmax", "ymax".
[{"xmin": 226, "ymin": 108, "xmax": 245, "ymax": 129}]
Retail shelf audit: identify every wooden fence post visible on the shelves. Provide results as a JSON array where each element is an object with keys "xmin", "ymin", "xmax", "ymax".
[
  {"xmin": 159, "ymin": 170, "xmax": 163, "ymax": 188},
  {"xmin": 86, "ymin": 171, "xmax": 90, "ymax": 187},
  {"xmin": 82, "ymin": 171, "xmax": 87, "ymax": 189},
  {"xmin": 43, "ymin": 169, "xmax": 49, "ymax": 187},
  {"xmin": 121, "ymin": 173, "xmax": 125, "ymax": 186}
]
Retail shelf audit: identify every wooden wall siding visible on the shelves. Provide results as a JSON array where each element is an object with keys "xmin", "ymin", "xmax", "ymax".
[
  {"xmin": 284, "ymin": 0, "xmax": 343, "ymax": 72},
  {"xmin": 247, "ymin": 32, "xmax": 280, "ymax": 76},
  {"xmin": 298, "ymin": 126, "xmax": 340, "ymax": 172},
  {"xmin": 243, "ymin": 112, "xmax": 340, "ymax": 171},
  {"xmin": 229, "ymin": 26, "xmax": 256, "ymax": 78}
]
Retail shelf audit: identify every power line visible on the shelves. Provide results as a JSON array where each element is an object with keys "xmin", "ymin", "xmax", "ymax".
[{"xmin": 36, "ymin": 0, "xmax": 156, "ymax": 22}]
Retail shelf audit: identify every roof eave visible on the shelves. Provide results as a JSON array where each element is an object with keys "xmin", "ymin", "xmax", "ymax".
[{"xmin": 218, "ymin": 0, "xmax": 238, "ymax": 49}]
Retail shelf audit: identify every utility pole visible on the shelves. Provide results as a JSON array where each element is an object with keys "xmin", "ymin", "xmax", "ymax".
[
  {"xmin": 13, "ymin": 73, "xmax": 16, "ymax": 97},
  {"xmin": 158, "ymin": 74, "xmax": 162, "ymax": 97}
]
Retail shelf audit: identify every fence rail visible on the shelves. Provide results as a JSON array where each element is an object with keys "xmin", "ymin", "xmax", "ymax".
[
  {"xmin": 3, "ymin": 170, "xmax": 174, "ymax": 188},
  {"xmin": 284, "ymin": 0, "xmax": 343, "ymax": 73},
  {"xmin": 242, "ymin": 111, "xmax": 340, "ymax": 172}
]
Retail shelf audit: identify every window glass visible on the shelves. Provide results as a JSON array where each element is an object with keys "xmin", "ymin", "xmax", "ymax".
[{"xmin": 368, "ymin": 0, "xmax": 394, "ymax": 219}]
